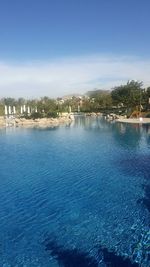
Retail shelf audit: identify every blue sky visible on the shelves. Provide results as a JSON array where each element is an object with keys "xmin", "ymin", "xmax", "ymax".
[{"xmin": 0, "ymin": 0, "xmax": 150, "ymax": 97}]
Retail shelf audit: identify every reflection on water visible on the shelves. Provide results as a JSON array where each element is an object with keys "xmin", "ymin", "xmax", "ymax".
[
  {"xmin": 113, "ymin": 122, "xmax": 142, "ymax": 149},
  {"xmin": 72, "ymin": 116, "xmax": 150, "ymax": 150}
]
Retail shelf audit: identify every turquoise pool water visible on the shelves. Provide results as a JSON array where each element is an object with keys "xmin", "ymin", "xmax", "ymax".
[{"xmin": 0, "ymin": 117, "xmax": 149, "ymax": 267}]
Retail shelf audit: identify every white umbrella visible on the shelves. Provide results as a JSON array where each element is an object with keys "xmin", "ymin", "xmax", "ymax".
[{"xmin": 5, "ymin": 105, "xmax": 8, "ymax": 115}]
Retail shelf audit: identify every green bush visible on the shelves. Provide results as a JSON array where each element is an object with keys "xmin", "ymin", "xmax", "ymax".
[
  {"xmin": 145, "ymin": 113, "xmax": 150, "ymax": 118},
  {"xmin": 46, "ymin": 111, "xmax": 58, "ymax": 118},
  {"xmin": 30, "ymin": 112, "xmax": 43, "ymax": 119}
]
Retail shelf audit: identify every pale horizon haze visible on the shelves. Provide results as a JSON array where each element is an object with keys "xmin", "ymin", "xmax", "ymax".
[{"xmin": 0, "ymin": 0, "xmax": 150, "ymax": 98}]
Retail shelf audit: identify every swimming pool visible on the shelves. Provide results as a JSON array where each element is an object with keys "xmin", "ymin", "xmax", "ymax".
[{"xmin": 0, "ymin": 117, "xmax": 149, "ymax": 266}]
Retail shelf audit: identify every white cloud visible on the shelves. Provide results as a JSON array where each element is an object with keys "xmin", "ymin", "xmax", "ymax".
[{"xmin": 0, "ymin": 54, "xmax": 150, "ymax": 98}]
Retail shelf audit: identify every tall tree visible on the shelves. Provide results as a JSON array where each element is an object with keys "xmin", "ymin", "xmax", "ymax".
[{"xmin": 111, "ymin": 80, "xmax": 143, "ymax": 110}]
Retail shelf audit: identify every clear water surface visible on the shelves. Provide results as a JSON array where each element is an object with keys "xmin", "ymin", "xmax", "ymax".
[{"xmin": 0, "ymin": 117, "xmax": 149, "ymax": 267}]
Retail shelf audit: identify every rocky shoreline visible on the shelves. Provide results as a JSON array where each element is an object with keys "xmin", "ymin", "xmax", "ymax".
[
  {"xmin": 1, "ymin": 114, "xmax": 150, "ymax": 128},
  {"xmin": 0, "ymin": 115, "xmax": 73, "ymax": 128}
]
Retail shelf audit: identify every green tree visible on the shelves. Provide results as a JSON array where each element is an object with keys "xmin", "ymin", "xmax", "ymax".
[
  {"xmin": 111, "ymin": 80, "xmax": 143, "ymax": 111},
  {"xmin": 86, "ymin": 89, "xmax": 112, "ymax": 111},
  {"xmin": 37, "ymin": 97, "xmax": 58, "ymax": 117},
  {"xmin": 3, "ymin": 97, "xmax": 17, "ymax": 106},
  {"xmin": 0, "ymin": 104, "xmax": 4, "ymax": 116}
]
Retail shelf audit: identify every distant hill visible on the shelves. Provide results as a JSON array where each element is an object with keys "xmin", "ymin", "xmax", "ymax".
[
  {"xmin": 62, "ymin": 93, "xmax": 84, "ymax": 100},
  {"xmin": 86, "ymin": 89, "xmax": 110, "ymax": 98}
]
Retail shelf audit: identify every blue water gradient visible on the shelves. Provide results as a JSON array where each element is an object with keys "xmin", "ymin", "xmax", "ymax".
[{"xmin": 0, "ymin": 117, "xmax": 149, "ymax": 267}]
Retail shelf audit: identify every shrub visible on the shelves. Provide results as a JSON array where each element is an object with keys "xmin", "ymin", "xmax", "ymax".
[
  {"xmin": 145, "ymin": 113, "xmax": 150, "ymax": 118},
  {"xmin": 46, "ymin": 111, "xmax": 58, "ymax": 118},
  {"xmin": 30, "ymin": 112, "xmax": 43, "ymax": 119}
]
